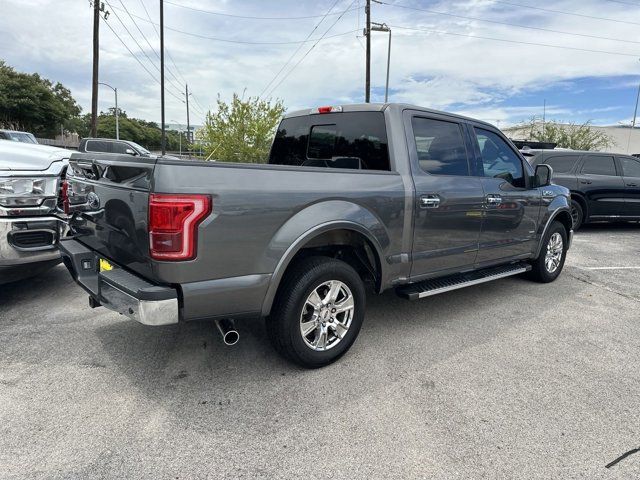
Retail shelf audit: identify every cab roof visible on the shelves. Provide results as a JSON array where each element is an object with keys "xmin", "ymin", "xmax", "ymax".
[{"xmin": 283, "ymin": 103, "xmax": 496, "ymax": 129}]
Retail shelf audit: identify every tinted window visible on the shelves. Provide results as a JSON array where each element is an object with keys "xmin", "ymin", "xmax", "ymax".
[
  {"xmin": 474, "ymin": 128, "xmax": 525, "ymax": 187},
  {"xmin": 269, "ymin": 112, "xmax": 390, "ymax": 171},
  {"xmin": 581, "ymin": 155, "xmax": 616, "ymax": 175},
  {"xmin": 411, "ymin": 117, "xmax": 469, "ymax": 176},
  {"xmin": 85, "ymin": 140, "xmax": 113, "ymax": 153},
  {"xmin": 620, "ymin": 157, "xmax": 640, "ymax": 177},
  {"xmin": 543, "ymin": 155, "xmax": 579, "ymax": 173}
]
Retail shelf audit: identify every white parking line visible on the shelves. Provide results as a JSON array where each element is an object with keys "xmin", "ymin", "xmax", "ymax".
[{"xmin": 581, "ymin": 267, "xmax": 640, "ymax": 270}]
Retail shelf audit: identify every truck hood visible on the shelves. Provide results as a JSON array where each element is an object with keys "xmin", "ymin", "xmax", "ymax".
[{"xmin": 0, "ymin": 141, "xmax": 70, "ymax": 174}]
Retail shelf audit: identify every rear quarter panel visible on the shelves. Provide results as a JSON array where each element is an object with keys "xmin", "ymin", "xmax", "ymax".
[{"xmin": 151, "ymin": 161, "xmax": 407, "ymax": 288}]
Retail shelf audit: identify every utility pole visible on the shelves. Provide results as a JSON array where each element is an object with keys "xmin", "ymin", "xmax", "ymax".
[
  {"xmin": 365, "ymin": 0, "xmax": 371, "ymax": 103},
  {"xmin": 91, "ymin": 1, "xmax": 100, "ymax": 137},
  {"xmin": 90, "ymin": 1, "xmax": 108, "ymax": 137},
  {"xmin": 160, "ymin": 0, "xmax": 166, "ymax": 156},
  {"xmin": 185, "ymin": 84, "xmax": 191, "ymax": 144}
]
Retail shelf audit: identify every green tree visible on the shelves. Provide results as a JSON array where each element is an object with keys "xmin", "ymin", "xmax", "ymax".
[
  {"xmin": 198, "ymin": 93, "xmax": 285, "ymax": 162},
  {"xmin": 516, "ymin": 116, "xmax": 614, "ymax": 151},
  {"xmin": 0, "ymin": 60, "xmax": 82, "ymax": 137}
]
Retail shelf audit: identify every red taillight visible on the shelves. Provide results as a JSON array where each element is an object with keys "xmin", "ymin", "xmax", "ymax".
[
  {"xmin": 148, "ymin": 194, "xmax": 212, "ymax": 261},
  {"xmin": 61, "ymin": 180, "xmax": 69, "ymax": 214},
  {"xmin": 316, "ymin": 105, "xmax": 343, "ymax": 114}
]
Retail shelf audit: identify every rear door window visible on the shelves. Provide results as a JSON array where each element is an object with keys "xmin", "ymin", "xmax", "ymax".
[
  {"xmin": 411, "ymin": 117, "xmax": 469, "ymax": 176},
  {"xmin": 580, "ymin": 155, "xmax": 616, "ymax": 175},
  {"xmin": 85, "ymin": 140, "xmax": 113, "ymax": 153},
  {"xmin": 269, "ymin": 112, "xmax": 390, "ymax": 171},
  {"xmin": 619, "ymin": 157, "xmax": 640, "ymax": 177},
  {"xmin": 543, "ymin": 155, "xmax": 579, "ymax": 173}
]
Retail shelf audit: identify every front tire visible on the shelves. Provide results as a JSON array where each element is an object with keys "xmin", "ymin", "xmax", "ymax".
[
  {"xmin": 267, "ymin": 256, "xmax": 366, "ymax": 368},
  {"xmin": 528, "ymin": 221, "xmax": 568, "ymax": 283}
]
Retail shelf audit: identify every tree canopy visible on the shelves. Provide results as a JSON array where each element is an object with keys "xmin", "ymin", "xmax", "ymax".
[
  {"xmin": 515, "ymin": 116, "xmax": 614, "ymax": 151},
  {"xmin": 198, "ymin": 93, "xmax": 285, "ymax": 162},
  {"xmin": 0, "ymin": 60, "xmax": 82, "ymax": 137}
]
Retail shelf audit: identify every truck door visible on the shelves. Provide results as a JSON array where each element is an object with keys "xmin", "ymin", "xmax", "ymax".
[
  {"xmin": 618, "ymin": 156, "xmax": 640, "ymax": 217},
  {"xmin": 469, "ymin": 126, "xmax": 542, "ymax": 263},
  {"xmin": 405, "ymin": 112, "xmax": 484, "ymax": 277}
]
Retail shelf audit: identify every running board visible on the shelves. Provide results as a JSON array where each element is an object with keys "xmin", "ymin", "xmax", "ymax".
[{"xmin": 396, "ymin": 262, "xmax": 531, "ymax": 300}]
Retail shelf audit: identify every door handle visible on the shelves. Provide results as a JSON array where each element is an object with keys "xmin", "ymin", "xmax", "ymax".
[
  {"xmin": 486, "ymin": 194, "xmax": 502, "ymax": 205},
  {"xmin": 627, "ymin": 183, "xmax": 638, "ymax": 187},
  {"xmin": 580, "ymin": 180, "xmax": 592, "ymax": 185},
  {"xmin": 420, "ymin": 194, "xmax": 441, "ymax": 208}
]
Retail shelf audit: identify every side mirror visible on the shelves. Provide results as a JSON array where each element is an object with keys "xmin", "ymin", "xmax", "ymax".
[
  {"xmin": 534, "ymin": 164, "xmax": 553, "ymax": 187},
  {"xmin": 125, "ymin": 148, "xmax": 137, "ymax": 156}
]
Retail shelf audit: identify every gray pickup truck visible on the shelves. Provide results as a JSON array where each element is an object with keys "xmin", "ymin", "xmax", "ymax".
[{"xmin": 59, "ymin": 103, "xmax": 572, "ymax": 368}]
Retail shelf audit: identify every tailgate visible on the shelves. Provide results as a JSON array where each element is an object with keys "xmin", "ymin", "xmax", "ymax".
[{"xmin": 66, "ymin": 153, "xmax": 157, "ymax": 280}]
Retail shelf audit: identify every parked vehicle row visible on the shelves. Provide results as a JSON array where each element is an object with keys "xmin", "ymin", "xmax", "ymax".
[
  {"xmin": 525, "ymin": 150, "xmax": 640, "ymax": 229},
  {"xmin": 0, "ymin": 142, "xmax": 69, "ymax": 284},
  {"xmin": 59, "ymin": 103, "xmax": 573, "ymax": 368}
]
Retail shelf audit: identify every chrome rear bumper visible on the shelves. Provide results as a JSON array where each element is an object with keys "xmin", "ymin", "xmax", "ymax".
[{"xmin": 59, "ymin": 238, "xmax": 179, "ymax": 326}]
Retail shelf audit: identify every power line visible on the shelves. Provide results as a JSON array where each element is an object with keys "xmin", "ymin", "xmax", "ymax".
[
  {"xmin": 138, "ymin": 0, "xmax": 188, "ymax": 85},
  {"xmin": 101, "ymin": 15, "xmax": 185, "ymax": 104},
  {"xmin": 164, "ymin": 0, "xmax": 363, "ymax": 20},
  {"xmin": 137, "ymin": 0, "xmax": 208, "ymax": 121},
  {"xmin": 265, "ymin": 0, "xmax": 359, "ymax": 98},
  {"xmin": 117, "ymin": 0, "xmax": 183, "ymax": 89},
  {"xmin": 113, "ymin": 6, "xmax": 359, "ymax": 46},
  {"xmin": 488, "ymin": 0, "xmax": 640, "ymax": 27},
  {"xmin": 259, "ymin": 0, "xmax": 343, "ymax": 98},
  {"xmin": 105, "ymin": 2, "xmax": 188, "ymax": 98},
  {"xmin": 389, "ymin": 24, "xmax": 640, "ymax": 57},
  {"xmin": 377, "ymin": 1, "xmax": 640, "ymax": 46},
  {"xmin": 103, "ymin": 1, "xmax": 184, "ymax": 100}
]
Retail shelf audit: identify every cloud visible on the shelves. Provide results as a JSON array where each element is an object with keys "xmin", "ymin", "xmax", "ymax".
[{"xmin": 1, "ymin": 0, "xmax": 639, "ymax": 127}]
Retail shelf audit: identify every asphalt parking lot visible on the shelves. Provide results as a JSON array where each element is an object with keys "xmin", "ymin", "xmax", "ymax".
[{"xmin": 1, "ymin": 224, "xmax": 639, "ymax": 479}]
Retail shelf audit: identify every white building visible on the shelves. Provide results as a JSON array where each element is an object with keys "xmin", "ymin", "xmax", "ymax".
[{"xmin": 503, "ymin": 124, "xmax": 640, "ymax": 155}]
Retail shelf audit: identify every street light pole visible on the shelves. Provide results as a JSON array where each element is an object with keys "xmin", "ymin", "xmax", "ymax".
[
  {"xmin": 371, "ymin": 23, "xmax": 391, "ymax": 102},
  {"xmin": 98, "ymin": 82, "xmax": 119, "ymax": 140}
]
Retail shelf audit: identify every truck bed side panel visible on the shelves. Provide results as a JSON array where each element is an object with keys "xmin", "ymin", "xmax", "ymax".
[{"xmin": 151, "ymin": 161, "xmax": 406, "ymax": 290}]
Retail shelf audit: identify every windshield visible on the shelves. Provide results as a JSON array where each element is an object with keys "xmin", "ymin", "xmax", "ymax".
[{"xmin": 6, "ymin": 132, "xmax": 38, "ymax": 144}]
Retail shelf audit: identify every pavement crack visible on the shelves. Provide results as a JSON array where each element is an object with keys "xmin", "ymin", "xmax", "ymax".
[
  {"xmin": 606, "ymin": 447, "xmax": 640, "ymax": 469},
  {"xmin": 566, "ymin": 269, "xmax": 640, "ymax": 304}
]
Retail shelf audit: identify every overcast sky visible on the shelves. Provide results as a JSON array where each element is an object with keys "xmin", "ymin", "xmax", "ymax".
[{"xmin": 2, "ymin": 0, "xmax": 640, "ymax": 128}]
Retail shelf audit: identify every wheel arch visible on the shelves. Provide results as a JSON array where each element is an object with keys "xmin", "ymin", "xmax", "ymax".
[
  {"xmin": 570, "ymin": 191, "xmax": 588, "ymax": 219},
  {"xmin": 534, "ymin": 207, "xmax": 573, "ymax": 259},
  {"xmin": 261, "ymin": 220, "xmax": 386, "ymax": 317}
]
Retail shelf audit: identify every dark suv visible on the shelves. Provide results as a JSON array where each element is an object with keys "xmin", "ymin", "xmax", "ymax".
[
  {"xmin": 78, "ymin": 138, "xmax": 155, "ymax": 157},
  {"xmin": 528, "ymin": 150, "xmax": 640, "ymax": 229}
]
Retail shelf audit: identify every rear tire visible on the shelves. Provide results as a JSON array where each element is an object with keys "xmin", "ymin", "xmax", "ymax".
[
  {"xmin": 267, "ymin": 256, "xmax": 366, "ymax": 368},
  {"xmin": 570, "ymin": 199, "xmax": 584, "ymax": 230},
  {"xmin": 528, "ymin": 221, "xmax": 568, "ymax": 283}
]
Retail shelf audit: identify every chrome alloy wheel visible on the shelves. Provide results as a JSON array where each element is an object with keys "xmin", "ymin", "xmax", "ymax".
[
  {"xmin": 545, "ymin": 232, "xmax": 564, "ymax": 273},
  {"xmin": 300, "ymin": 280, "xmax": 355, "ymax": 351}
]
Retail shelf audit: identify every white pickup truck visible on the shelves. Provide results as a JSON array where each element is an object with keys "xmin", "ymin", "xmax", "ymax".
[{"xmin": 0, "ymin": 141, "xmax": 68, "ymax": 284}]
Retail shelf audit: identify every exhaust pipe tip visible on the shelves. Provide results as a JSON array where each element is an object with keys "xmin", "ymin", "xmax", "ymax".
[
  {"xmin": 215, "ymin": 318, "xmax": 239, "ymax": 346},
  {"xmin": 223, "ymin": 329, "xmax": 240, "ymax": 346}
]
